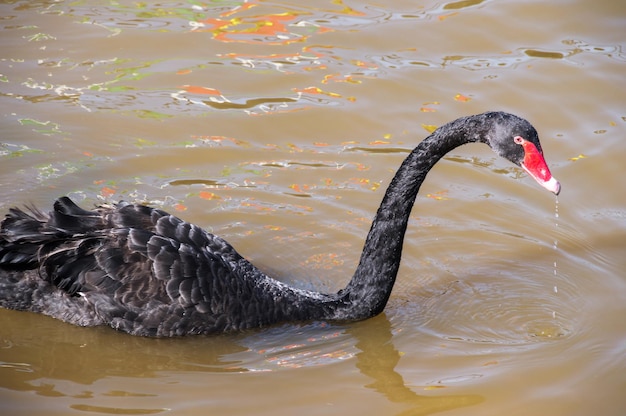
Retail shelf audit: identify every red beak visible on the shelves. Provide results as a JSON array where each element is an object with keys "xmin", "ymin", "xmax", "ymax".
[{"xmin": 519, "ymin": 139, "xmax": 561, "ymax": 195}]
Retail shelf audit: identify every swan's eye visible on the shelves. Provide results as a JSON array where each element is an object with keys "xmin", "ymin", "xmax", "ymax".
[{"xmin": 513, "ymin": 136, "xmax": 524, "ymax": 145}]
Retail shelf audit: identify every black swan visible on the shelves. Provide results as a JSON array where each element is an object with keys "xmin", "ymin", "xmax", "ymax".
[{"xmin": 0, "ymin": 112, "xmax": 560, "ymax": 337}]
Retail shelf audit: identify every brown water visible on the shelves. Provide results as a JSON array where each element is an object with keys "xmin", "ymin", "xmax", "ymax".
[{"xmin": 1, "ymin": 0, "xmax": 625, "ymax": 415}]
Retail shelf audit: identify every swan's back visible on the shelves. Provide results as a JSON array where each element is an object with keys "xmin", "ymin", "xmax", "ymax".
[{"xmin": 0, "ymin": 197, "xmax": 325, "ymax": 336}]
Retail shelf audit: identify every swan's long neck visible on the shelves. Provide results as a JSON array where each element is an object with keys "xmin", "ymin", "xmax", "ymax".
[{"xmin": 334, "ymin": 118, "xmax": 480, "ymax": 320}]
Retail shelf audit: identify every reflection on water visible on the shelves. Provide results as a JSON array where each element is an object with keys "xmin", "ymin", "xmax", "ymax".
[
  {"xmin": 5, "ymin": 0, "xmax": 624, "ymax": 119},
  {"xmin": 349, "ymin": 316, "xmax": 484, "ymax": 415},
  {"xmin": 1, "ymin": 310, "xmax": 483, "ymax": 415},
  {"xmin": 1, "ymin": 0, "xmax": 626, "ymax": 415}
]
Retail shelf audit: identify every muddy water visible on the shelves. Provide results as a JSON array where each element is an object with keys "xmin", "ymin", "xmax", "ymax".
[{"xmin": 1, "ymin": 1, "xmax": 625, "ymax": 415}]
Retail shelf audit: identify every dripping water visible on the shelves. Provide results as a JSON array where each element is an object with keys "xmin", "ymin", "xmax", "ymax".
[{"xmin": 552, "ymin": 196, "xmax": 559, "ymax": 319}]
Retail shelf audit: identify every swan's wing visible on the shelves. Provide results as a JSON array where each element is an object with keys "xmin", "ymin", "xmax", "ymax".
[
  {"xmin": 30, "ymin": 230, "xmax": 209, "ymax": 301},
  {"xmin": 30, "ymin": 224, "xmax": 252, "ymax": 335},
  {"xmin": 35, "ymin": 199, "xmax": 246, "ymax": 307},
  {"xmin": 2, "ymin": 198, "xmax": 258, "ymax": 332}
]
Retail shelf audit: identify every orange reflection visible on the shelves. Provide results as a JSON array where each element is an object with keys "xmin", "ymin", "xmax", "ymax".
[
  {"xmin": 194, "ymin": 4, "xmax": 322, "ymax": 46},
  {"xmin": 189, "ymin": 0, "xmax": 368, "ymax": 45}
]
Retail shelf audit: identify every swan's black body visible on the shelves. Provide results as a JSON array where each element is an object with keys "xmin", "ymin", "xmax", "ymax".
[{"xmin": 0, "ymin": 112, "xmax": 560, "ymax": 336}]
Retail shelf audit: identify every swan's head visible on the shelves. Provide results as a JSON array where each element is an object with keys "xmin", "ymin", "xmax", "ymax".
[{"xmin": 485, "ymin": 112, "xmax": 561, "ymax": 195}]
